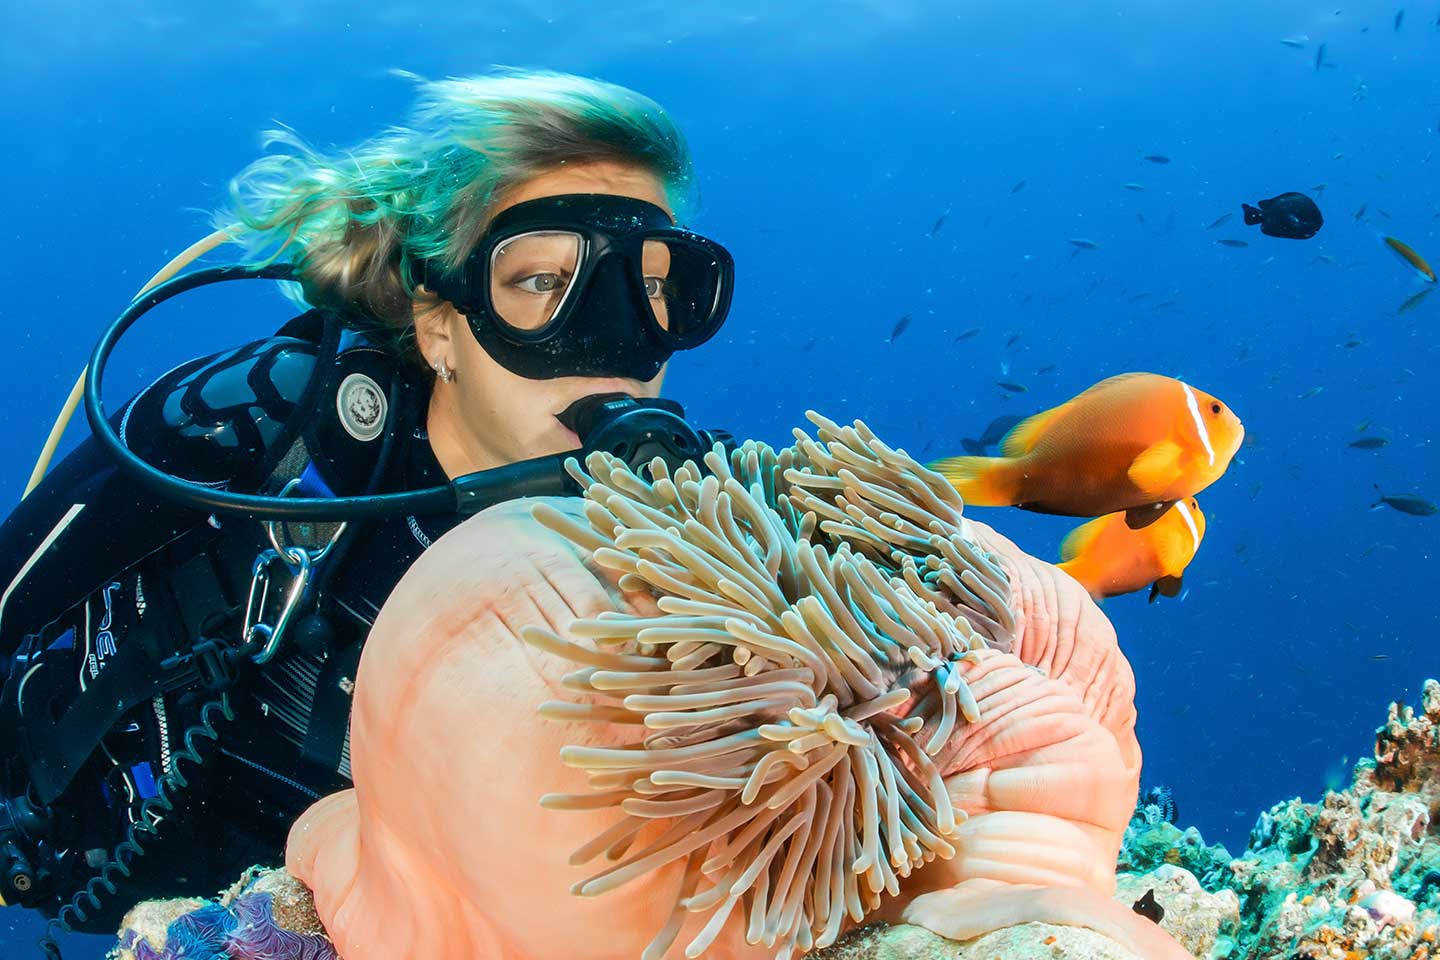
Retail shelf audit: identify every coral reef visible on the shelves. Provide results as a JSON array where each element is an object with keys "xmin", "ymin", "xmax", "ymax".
[
  {"xmin": 1217, "ymin": 679, "xmax": 1440, "ymax": 959},
  {"xmin": 1111, "ymin": 679, "xmax": 1440, "ymax": 959},
  {"xmin": 111, "ymin": 867, "xmax": 334, "ymax": 960}
]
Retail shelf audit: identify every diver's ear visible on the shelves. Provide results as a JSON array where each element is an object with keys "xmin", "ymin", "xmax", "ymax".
[{"xmin": 412, "ymin": 289, "xmax": 457, "ymax": 367}]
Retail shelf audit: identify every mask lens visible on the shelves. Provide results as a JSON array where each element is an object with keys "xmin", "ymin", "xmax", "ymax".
[
  {"xmin": 646, "ymin": 238, "xmax": 725, "ymax": 340},
  {"xmin": 489, "ymin": 231, "xmax": 582, "ymax": 332}
]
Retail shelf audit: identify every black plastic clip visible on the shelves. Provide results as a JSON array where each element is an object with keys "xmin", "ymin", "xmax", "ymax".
[{"xmin": 159, "ymin": 636, "xmax": 240, "ymax": 693}]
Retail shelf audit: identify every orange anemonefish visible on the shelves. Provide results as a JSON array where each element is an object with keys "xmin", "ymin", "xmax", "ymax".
[
  {"xmin": 1383, "ymin": 236, "xmax": 1437, "ymax": 283},
  {"xmin": 1056, "ymin": 497, "xmax": 1207, "ymax": 602},
  {"xmin": 928, "ymin": 372, "xmax": 1244, "ymax": 528}
]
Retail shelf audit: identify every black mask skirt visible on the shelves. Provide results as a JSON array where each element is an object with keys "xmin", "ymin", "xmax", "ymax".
[{"xmin": 420, "ymin": 193, "xmax": 735, "ymax": 382}]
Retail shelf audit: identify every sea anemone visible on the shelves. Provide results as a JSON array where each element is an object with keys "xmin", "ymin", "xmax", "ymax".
[{"xmin": 520, "ymin": 411, "xmax": 1016, "ymax": 959}]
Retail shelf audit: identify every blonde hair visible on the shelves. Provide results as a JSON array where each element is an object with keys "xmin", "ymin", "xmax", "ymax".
[{"xmin": 214, "ymin": 68, "xmax": 698, "ymax": 366}]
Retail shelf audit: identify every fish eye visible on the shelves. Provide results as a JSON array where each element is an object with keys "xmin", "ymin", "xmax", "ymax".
[{"xmin": 1210, "ymin": 402, "xmax": 1222, "ymax": 414}]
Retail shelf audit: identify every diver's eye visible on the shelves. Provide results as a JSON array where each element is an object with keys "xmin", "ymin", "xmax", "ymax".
[
  {"xmin": 516, "ymin": 272, "xmax": 567, "ymax": 294},
  {"xmin": 1210, "ymin": 402, "xmax": 1222, "ymax": 414},
  {"xmin": 644, "ymin": 276, "xmax": 667, "ymax": 299}
]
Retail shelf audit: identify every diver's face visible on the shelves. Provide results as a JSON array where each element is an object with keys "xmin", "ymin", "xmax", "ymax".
[{"xmin": 418, "ymin": 161, "xmax": 671, "ymax": 477}]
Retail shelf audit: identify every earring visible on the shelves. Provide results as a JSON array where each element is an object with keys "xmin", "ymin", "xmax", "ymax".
[{"xmin": 434, "ymin": 358, "xmax": 454, "ymax": 383}]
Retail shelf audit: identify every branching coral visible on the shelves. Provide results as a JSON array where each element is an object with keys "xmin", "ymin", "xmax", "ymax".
[{"xmin": 519, "ymin": 413, "xmax": 1016, "ymax": 959}]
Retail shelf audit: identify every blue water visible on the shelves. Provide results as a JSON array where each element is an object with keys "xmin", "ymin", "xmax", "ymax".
[{"xmin": 3, "ymin": 2, "xmax": 1438, "ymax": 957}]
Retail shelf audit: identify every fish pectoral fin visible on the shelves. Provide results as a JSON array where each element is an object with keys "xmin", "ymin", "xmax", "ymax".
[
  {"xmin": 1127, "ymin": 441, "xmax": 1185, "ymax": 497},
  {"xmin": 1125, "ymin": 500, "xmax": 1176, "ymax": 529},
  {"xmin": 1151, "ymin": 520, "xmax": 1200, "ymax": 574},
  {"xmin": 1148, "ymin": 574, "xmax": 1184, "ymax": 603},
  {"xmin": 1058, "ymin": 515, "xmax": 1109, "ymax": 563},
  {"xmin": 998, "ymin": 405, "xmax": 1069, "ymax": 458}
]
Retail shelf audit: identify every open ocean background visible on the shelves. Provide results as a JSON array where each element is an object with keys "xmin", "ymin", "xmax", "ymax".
[{"xmin": 3, "ymin": 1, "xmax": 1437, "ymax": 956}]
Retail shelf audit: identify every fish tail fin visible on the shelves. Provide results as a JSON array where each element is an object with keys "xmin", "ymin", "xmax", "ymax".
[
  {"xmin": 1242, "ymin": 203, "xmax": 1263, "ymax": 225},
  {"xmin": 926, "ymin": 455, "xmax": 1022, "ymax": 506}
]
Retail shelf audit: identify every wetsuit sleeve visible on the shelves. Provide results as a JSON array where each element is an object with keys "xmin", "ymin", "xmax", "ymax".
[{"xmin": 0, "ymin": 336, "xmax": 320, "ymax": 656}]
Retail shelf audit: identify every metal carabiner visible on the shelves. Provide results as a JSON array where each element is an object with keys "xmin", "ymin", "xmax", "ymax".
[
  {"xmin": 241, "ymin": 476, "xmax": 347, "ymax": 665},
  {"xmin": 242, "ymin": 546, "xmax": 312, "ymax": 664}
]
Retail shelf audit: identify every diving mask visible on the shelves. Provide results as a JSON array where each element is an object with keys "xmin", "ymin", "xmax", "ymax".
[{"xmin": 420, "ymin": 193, "xmax": 734, "ymax": 381}]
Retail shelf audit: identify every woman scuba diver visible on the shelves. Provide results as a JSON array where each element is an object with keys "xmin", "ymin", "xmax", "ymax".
[{"xmin": 0, "ymin": 68, "xmax": 734, "ymax": 951}]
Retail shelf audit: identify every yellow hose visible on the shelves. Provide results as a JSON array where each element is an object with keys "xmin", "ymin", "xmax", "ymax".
[{"xmin": 22, "ymin": 228, "xmax": 241, "ymax": 500}]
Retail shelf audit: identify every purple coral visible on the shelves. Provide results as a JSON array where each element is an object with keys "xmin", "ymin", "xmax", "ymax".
[{"xmin": 117, "ymin": 891, "xmax": 338, "ymax": 960}]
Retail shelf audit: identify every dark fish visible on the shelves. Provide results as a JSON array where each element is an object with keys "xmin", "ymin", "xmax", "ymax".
[
  {"xmin": 1279, "ymin": 37, "xmax": 1306, "ymax": 48},
  {"xmin": 1068, "ymin": 238, "xmax": 1099, "ymax": 249},
  {"xmin": 953, "ymin": 326, "xmax": 982, "ymax": 342},
  {"xmin": 1312, "ymin": 183, "xmax": 1328, "ymax": 194},
  {"xmin": 1242, "ymin": 192, "xmax": 1324, "ymax": 240},
  {"xmin": 802, "ymin": 335, "xmax": 819, "ymax": 352},
  {"xmin": 888, "ymin": 314, "xmax": 911, "ymax": 343},
  {"xmin": 1142, "ymin": 154, "xmax": 1171, "ymax": 164},
  {"xmin": 1005, "ymin": 333, "xmax": 1022, "ymax": 348},
  {"xmin": 1395, "ymin": 8, "xmax": 1405, "ymax": 30},
  {"xmin": 1129, "ymin": 291, "xmax": 1152, "ymax": 302},
  {"xmin": 1206, "ymin": 213, "xmax": 1233, "ymax": 229},
  {"xmin": 1342, "ymin": 338, "xmax": 1364, "ymax": 348},
  {"xmin": 995, "ymin": 381, "xmax": 1028, "ymax": 393},
  {"xmin": 1348, "ymin": 437, "xmax": 1389, "ymax": 449},
  {"xmin": 1011, "ymin": 179, "xmax": 1027, "ymax": 194},
  {"xmin": 1372, "ymin": 485, "xmax": 1438, "ymax": 516},
  {"xmin": 1397, "ymin": 287, "xmax": 1435, "ymax": 315},
  {"xmin": 1314, "ymin": 43, "xmax": 1326, "ymax": 70},
  {"xmin": 1133, "ymin": 889, "xmax": 1165, "ymax": 924},
  {"xmin": 1353, "ymin": 202, "xmax": 1368, "ymax": 221},
  {"xmin": 1371, "ymin": 653, "xmax": 1391, "ymax": 661},
  {"xmin": 1297, "ymin": 386, "xmax": 1324, "ymax": 399},
  {"xmin": 929, "ymin": 213, "xmax": 948, "ymax": 238},
  {"xmin": 1036, "ymin": 363, "xmax": 1056, "ymax": 374},
  {"xmin": 959, "ymin": 413, "xmax": 1026, "ymax": 455},
  {"xmin": 1122, "ymin": 182, "xmax": 1146, "ymax": 191},
  {"xmin": 1215, "ymin": 239, "xmax": 1249, "ymax": 248}
]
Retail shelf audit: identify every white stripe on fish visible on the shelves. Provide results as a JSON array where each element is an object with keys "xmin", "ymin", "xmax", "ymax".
[
  {"xmin": 1173, "ymin": 498, "xmax": 1201, "ymax": 553},
  {"xmin": 1180, "ymin": 382, "xmax": 1216, "ymax": 466}
]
